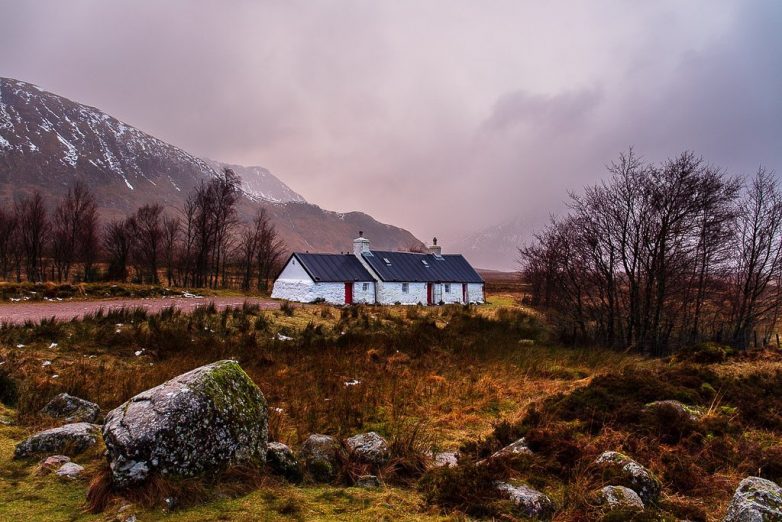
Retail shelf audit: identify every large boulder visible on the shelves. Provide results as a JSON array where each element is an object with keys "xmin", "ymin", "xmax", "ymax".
[
  {"xmin": 346, "ymin": 432, "xmax": 390, "ymax": 465},
  {"xmin": 301, "ymin": 434, "xmax": 344, "ymax": 482},
  {"xmin": 595, "ymin": 485, "xmax": 644, "ymax": 513},
  {"xmin": 102, "ymin": 360, "xmax": 268, "ymax": 488},
  {"xmin": 594, "ymin": 451, "xmax": 661, "ymax": 504},
  {"xmin": 14, "ymin": 422, "xmax": 101, "ymax": 458},
  {"xmin": 643, "ymin": 400, "xmax": 702, "ymax": 422},
  {"xmin": 496, "ymin": 482, "xmax": 555, "ymax": 520},
  {"xmin": 40, "ymin": 393, "xmax": 100, "ymax": 423},
  {"xmin": 266, "ymin": 442, "xmax": 301, "ymax": 482},
  {"xmin": 724, "ymin": 476, "xmax": 782, "ymax": 522}
]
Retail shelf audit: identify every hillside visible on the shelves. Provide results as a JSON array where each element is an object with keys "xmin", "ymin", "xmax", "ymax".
[
  {"xmin": 0, "ymin": 78, "xmax": 423, "ymax": 253},
  {"xmin": 451, "ymin": 217, "xmax": 527, "ymax": 271}
]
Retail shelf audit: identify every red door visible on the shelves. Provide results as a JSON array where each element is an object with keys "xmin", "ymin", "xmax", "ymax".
[
  {"xmin": 344, "ymin": 282, "xmax": 353, "ymax": 305},
  {"xmin": 427, "ymin": 283, "xmax": 433, "ymax": 305}
]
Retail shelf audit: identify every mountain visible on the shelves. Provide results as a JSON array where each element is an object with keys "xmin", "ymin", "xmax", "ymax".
[
  {"xmin": 202, "ymin": 159, "xmax": 305, "ymax": 204},
  {"xmin": 450, "ymin": 217, "xmax": 528, "ymax": 271},
  {"xmin": 0, "ymin": 77, "xmax": 423, "ymax": 253}
]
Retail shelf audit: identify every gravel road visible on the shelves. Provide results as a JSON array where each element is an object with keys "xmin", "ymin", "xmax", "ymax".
[{"xmin": 0, "ymin": 296, "xmax": 280, "ymax": 325}]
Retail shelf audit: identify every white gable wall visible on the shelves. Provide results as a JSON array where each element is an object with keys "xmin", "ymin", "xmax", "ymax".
[
  {"xmin": 467, "ymin": 283, "xmax": 485, "ymax": 304},
  {"xmin": 272, "ymin": 256, "xmax": 376, "ymax": 305}
]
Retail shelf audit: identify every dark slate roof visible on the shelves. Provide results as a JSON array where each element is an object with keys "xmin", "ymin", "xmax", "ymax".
[
  {"xmin": 362, "ymin": 251, "xmax": 484, "ymax": 283},
  {"xmin": 292, "ymin": 253, "xmax": 374, "ymax": 282}
]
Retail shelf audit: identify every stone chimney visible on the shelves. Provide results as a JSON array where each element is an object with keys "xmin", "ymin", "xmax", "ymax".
[
  {"xmin": 353, "ymin": 231, "xmax": 371, "ymax": 257},
  {"xmin": 428, "ymin": 237, "xmax": 442, "ymax": 256}
]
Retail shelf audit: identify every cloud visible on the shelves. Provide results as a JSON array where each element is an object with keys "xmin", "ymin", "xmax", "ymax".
[{"xmin": 0, "ymin": 0, "xmax": 780, "ymax": 267}]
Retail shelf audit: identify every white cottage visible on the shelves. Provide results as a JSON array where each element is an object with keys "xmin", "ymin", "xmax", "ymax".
[{"xmin": 271, "ymin": 233, "xmax": 485, "ymax": 305}]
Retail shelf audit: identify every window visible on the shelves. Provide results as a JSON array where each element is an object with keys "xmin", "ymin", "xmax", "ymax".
[
  {"xmin": 362, "ymin": 282, "xmax": 369, "ymax": 291},
  {"xmin": 402, "ymin": 283, "xmax": 409, "ymax": 293},
  {"xmin": 383, "ymin": 257, "xmax": 392, "ymax": 265},
  {"xmin": 444, "ymin": 283, "xmax": 451, "ymax": 293},
  {"xmin": 421, "ymin": 259, "xmax": 429, "ymax": 267}
]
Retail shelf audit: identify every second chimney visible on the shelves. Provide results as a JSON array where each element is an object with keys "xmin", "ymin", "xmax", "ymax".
[{"xmin": 428, "ymin": 237, "xmax": 442, "ymax": 256}]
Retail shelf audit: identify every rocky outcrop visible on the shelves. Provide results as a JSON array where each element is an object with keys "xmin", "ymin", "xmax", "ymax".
[
  {"xmin": 724, "ymin": 477, "xmax": 782, "ymax": 522},
  {"xmin": 346, "ymin": 432, "xmax": 390, "ymax": 465},
  {"xmin": 40, "ymin": 393, "xmax": 100, "ymax": 423},
  {"xmin": 483, "ymin": 437, "xmax": 532, "ymax": 464},
  {"xmin": 355, "ymin": 474, "xmax": 381, "ymax": 488},
  {"xmin": 594, "ymin": 451, "xmax": 661, "ymax": 504},
  {"xmin": 102, "ymin": 360, "xmax": 268, "ymax": 488},
  {"xmin": 301, "ymin": 434, "xmax": 343, "ymax": 482},
  {"xmin": 14, "ymin": 422, "xmax": 101, "ymax": 458},
  {"xmin": 266, "ymin": 442, "xmax": 301, "ymax": 482},
  {"xmin": 496, "ymin": 482, "xmax": 555, "ymax": 520},
  {"xmin": 433, "ymin": 451, "xmax": 458, "ymax": 468},
  {"xmin": 595, "ymin": 485, "xmax": 644, "ymax": 513}
]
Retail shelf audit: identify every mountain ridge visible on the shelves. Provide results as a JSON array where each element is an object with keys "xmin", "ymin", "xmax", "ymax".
[{"xmin": 0, "ymin": 77, "xmax": 423, "ymax": 253}]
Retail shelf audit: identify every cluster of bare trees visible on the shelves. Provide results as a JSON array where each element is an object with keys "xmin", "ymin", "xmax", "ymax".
[
  {"xmin": 520, "ymin": 150, "xmax": 782, "ymax": 352},
  {"xmin": 0, "ymin": 170, "xmax": 286, "ymax": 291}
]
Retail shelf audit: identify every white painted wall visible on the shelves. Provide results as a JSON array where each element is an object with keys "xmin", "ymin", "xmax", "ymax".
[
  {"xmin": 467, "ymin": 283, "xmax": 485, "ymax": 304},
  {"xmin": 352, "ymin": 281, "xmax": 376, "ymax": 304},
  {"xmin": 271, "ymin": 256, "xmax": 376, "ymax": 305},
  {"xmin": 377, "ymin": 281, "xmax": 428, "ymax": 305}
]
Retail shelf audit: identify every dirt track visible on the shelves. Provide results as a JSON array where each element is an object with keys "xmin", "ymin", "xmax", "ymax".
[{"xmin": 0, "ymin": 296, "xmax": 280, "ymax": 325}]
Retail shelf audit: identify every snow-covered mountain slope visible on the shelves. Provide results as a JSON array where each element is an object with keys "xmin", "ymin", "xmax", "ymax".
[
  {"xmin": 203, "ymin": 159, "xmax": 305, "ymax": 204},
  {"xmin": 0, "ymin": 77, "xmax": 423, "ymax": 253},
  {"xmin": 450, "ymin": 217, "xmax": 528, "ymax": 271}
]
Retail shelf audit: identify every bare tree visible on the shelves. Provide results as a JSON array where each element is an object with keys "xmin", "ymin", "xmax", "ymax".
[
  {"xmin": 161, "ymin": 215, "xmax": 180, "ymax": 287},
  {"xmin": 254, "ymin": 208, "xmax": 285, "ymax": 293},
  {"xmin": 0, "ymin": 207, "xmax": 18, "ymax": 281},
  {"xmin": 103, "ymin": 218, "xmax": 134, "ymax": 282},
  {"xmin": 130, "ymin": 204, "xmax": 164, "ymax": 284},
  {"xmin": 15, "ymin": 191, "xmax": 50, "ymax": 282},
  {"xmin": 51, "ymin": 180, "xmax": 99, "ymax": 281}
]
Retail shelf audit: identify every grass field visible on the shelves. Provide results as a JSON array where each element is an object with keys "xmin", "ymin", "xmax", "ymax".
[{"xmin": 1, "ymin": 289, "xmax": 780, "ymax": 520}]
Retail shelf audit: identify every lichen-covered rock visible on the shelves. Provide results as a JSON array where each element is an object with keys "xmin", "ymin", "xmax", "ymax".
[
  {"xmin": 595, "ymin": 485, "xmax": 644, "ymax": 513},
  {"xmin": 56, "ymin": 462, "xmax": 84, "ymax": 479},
  {"xmin": 724, "ymin": 476, "xmax": 782, "ymax": 522},
  {"xmin": 301, "ymin": 434, "xmax": 343, "ymax": 482},
  {"xmin": 594, "ymin": 451, "xmax": 661, "ymax": 504},
  {"xmin": 355, "ymin": 474, "xmax": 381, "ymax": 488},
  {"xmin": 266, "ymin": 442, "xmax": 301, "ymax": 481},
  {"xmin": 103, "ymin": 360, "xmax": 268, "ymax": 488},
  {"xmin": 346, "ymin": 432, "xmax": 390, "ymax": 465},
  {"xmin": 496, "ymin": 482, "xmax": 555, "ymax": 520},
  {"xmin": 14, "ymin": 422, "xmax": 101, "ymax": 458},
  {"xmin": 644, "ymin": 400, "xmax": 702, "ymax": 422},
  {"xmin": 41, "ymin": 393, "xmax": 100, "ymax": 423}
]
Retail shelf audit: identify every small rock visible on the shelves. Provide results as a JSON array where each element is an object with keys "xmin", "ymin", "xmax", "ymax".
[
  {"xmin": 266, "ymin": 442, "xmax": 301, "ymax": 481},
  {"xmin": 14, "ymin": 423, "xmax": 101, "ymax": 458},
  {"xmin": 40, "ymin": 393, "xmax": 101, "ymax": 423},
  {"xmin": 355, "ymin": 474, "xmax": 381, "ymax": 488},
  {"xmin": 102, "ymin": 360, "xmax": 268, "ymax": 488},
  {"xmin": 484, "ymin": 437, "xmax": 532, "ymax": 463},
  {"xmin": 345, "ymin": 432, "xmax": 390, "ymax": 465},
  {"xmin": 496, "ymin": 481, "xmax": 555, "ymax": 520},
  {"xmin": 433, "ymin": 451, "xmax": 458, "ymax": 468},
  {"xmin": 724, "ymin": 476, "xmax": 782, "ymax": 522},
  {"xmin": 39, "ymin": 454, "xmax": 71, "ymax": 473},
  {"xmin": 594, "ymin": 451, "xmax": 661, "ymax": 504},
  {"xmin": 56, "ymin": 462, "xmax": 84, "ymax": 479},
  {"xmin": 595, "ymin": 485, "xmax": 644, "ymax": 513},
  {"xmin": 300, "ymin": 434, "xmax": 343, "ymax": 482}
]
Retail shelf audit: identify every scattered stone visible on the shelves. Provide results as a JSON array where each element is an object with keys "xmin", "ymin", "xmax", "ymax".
[
  {"xmin": 39, "ymin": 454, "xmax": 71, "ymax": 473},
  {"xmin": 724, "ymin": 476, "xmax": 782, "ymax": 522},
  {"xmin": 266, "ymin": 442, "xmax": 301, "ymax": 481},
  {"xmin": 56, "ymin": 462, "xmax": 84, "ymax": 479},
  {"xmin": 644, "ymin": 400, "xmax": 702, "ymax": 422},
  {"xmin": 595, "ymin": 485, "xmax": 644, "ymax": 513},
  {"xmin": 488, "ymin": 437, "xmax": 533, "ymax": 461},
  {"xmin": 496, "ymin": 482, "xmax": 556, "ymax": 520},
  {"xmin": 346, "ymin": 432, "xmax": 390, "ymax": 465},
  {"xmin": 14, "ymin": 422, "xmax": 101, "ymax": 458},
  {"xmin": 300, "ymin": 434, "xmax": 343, "ymax": 482},
  {"xmin": 102, "ymin": 360, "xmax": 268, "ymax": 487},
  {"xmin": 433, "ymin": 451, "xmax": 458, "ymax": 468},
  {"xmin": 355, "ymin": 474, "xmax": 381, "ymax": 488},
  {"xmin": 40, "ymin": 392, "xmax": 101, "ymax": 423},
  {"xmin": 594, "ymin": 451, "xmax": 661, "ymax": 504}
]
